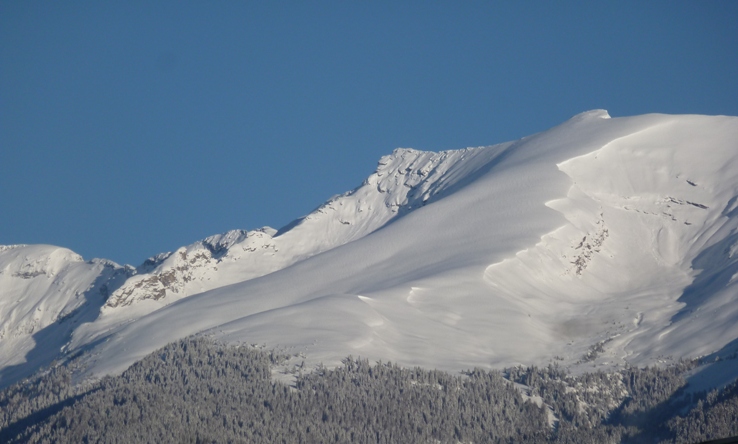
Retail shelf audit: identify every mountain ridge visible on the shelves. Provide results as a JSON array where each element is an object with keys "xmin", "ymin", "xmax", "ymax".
[{"xmin": 2, "ymin": 110, "xmax": 738, "ymax": 392}]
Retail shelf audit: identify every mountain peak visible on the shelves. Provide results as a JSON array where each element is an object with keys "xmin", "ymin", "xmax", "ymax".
[{"xmin": 573, "ymin": 109, "xmax": 611, "ymax": 120}]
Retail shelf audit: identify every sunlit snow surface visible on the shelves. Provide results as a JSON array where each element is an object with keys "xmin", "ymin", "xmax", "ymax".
[{"xmin": 2, "ymin": 111, "xmax": 738, "ymax": 389}]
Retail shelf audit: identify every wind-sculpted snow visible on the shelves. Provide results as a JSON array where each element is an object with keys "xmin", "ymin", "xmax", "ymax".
[
  {"xmin": 98, "ymin": 146, "xmax": 496, "ymax": 315},
  {"xmin": 484, "ymin": 116, "xmax": 738, "ymax": 373},
  {"xmin": 2, "ymin": 110, "xmax": 738, "ymax": 394}
]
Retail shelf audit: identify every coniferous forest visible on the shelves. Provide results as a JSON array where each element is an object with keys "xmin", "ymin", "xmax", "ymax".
[{"xmin": 1, "ymin": 337, "xmax": 737, "ymax": 443}]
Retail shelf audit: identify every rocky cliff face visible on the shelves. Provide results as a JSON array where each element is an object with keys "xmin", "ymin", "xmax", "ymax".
[{"xmin": 103, "ymin": 229, "xmax": 274, "ymax": 309}]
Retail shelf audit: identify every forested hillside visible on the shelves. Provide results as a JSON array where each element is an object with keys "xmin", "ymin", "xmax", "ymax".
[{"xmin": 1, "ymin": 338, "xmax": 736, "ymax": 443}]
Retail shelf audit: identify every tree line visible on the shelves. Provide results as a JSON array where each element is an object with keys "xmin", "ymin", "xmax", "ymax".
[{"xmin": 1, "ymin": 337, "xmax": 736, "ymax": 443}]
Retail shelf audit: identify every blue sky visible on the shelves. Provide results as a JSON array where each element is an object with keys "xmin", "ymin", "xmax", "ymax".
[{"xmin": 2, "ymin": 1, "xmax": 737, "ymax": 266}]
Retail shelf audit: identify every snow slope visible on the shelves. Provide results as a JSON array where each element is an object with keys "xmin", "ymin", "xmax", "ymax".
[
  {"xmin": 2, "ymin": 110, "xmax": 738, "ymax": 389},
  {"xmin": 0, "ymin": 245, "xmax": 130, "ymax": 385}
]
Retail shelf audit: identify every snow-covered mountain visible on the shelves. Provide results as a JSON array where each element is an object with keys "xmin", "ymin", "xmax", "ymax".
[
  {"xmin": 0, "ymin": 245, "xmax": 131, "ymax": 385},
  {"xmin": 2, "ymin": 110, "xmax": 738, "ymax": 391}
]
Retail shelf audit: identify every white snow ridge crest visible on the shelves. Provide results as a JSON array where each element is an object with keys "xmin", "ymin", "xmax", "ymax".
[{"xmin": 1, "ymin": 111, "xmax": 738, "ymax": 392}]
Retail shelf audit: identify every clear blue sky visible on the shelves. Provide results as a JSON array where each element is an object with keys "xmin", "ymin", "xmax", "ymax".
[{"xmin": 2, "ymin": 1, "xmax": 737, "ymax": 266}]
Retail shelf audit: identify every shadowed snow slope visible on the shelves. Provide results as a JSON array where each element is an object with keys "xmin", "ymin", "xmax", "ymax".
[
  {"xmin": 2, "ymin": 111, "xmax": 738, "ymax": 389},
  {"xmin": 0, "ymin": 245, "xmax": 130, "ymax": 385}
]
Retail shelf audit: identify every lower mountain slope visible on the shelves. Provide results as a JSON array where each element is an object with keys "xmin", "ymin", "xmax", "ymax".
[{"xmin": 3, "ymin": 338, "xmax": 737, "ymax": 443}]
